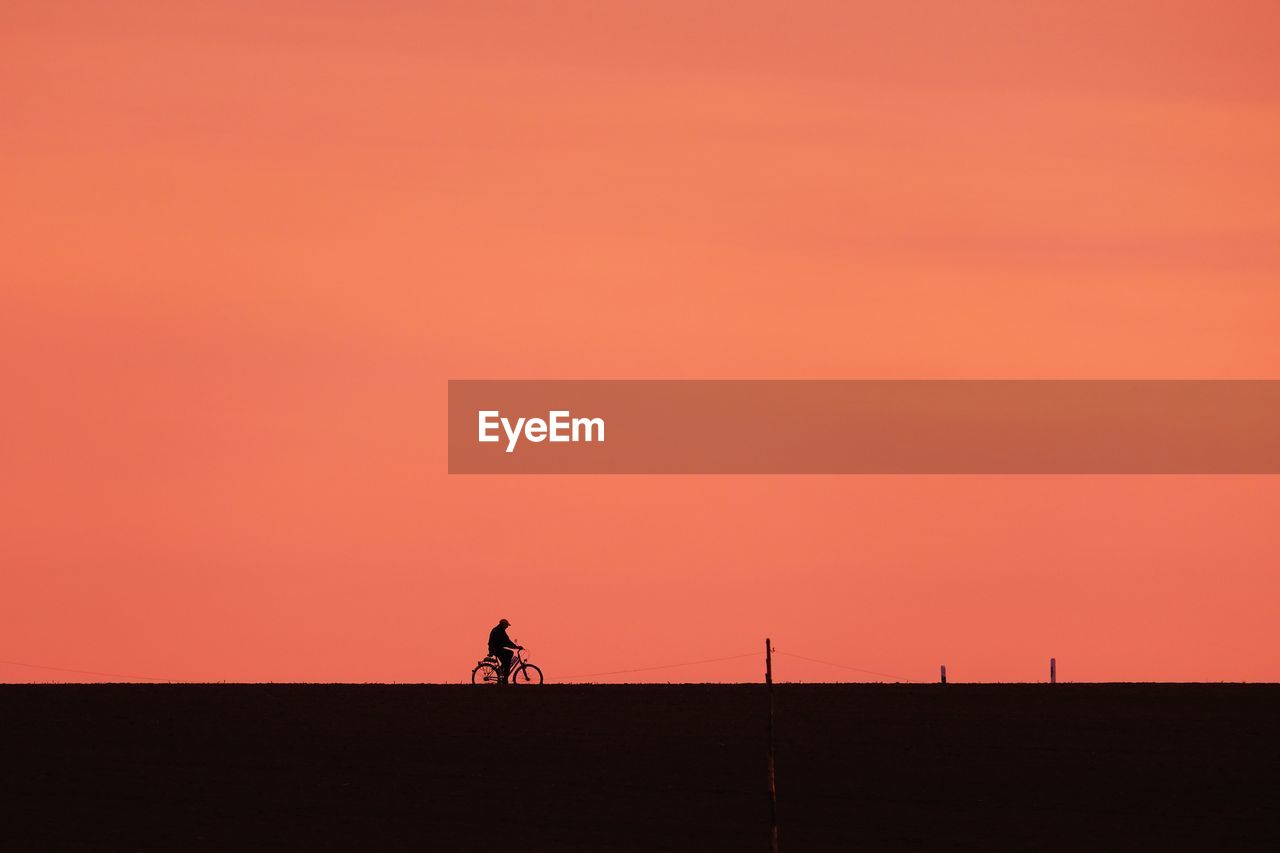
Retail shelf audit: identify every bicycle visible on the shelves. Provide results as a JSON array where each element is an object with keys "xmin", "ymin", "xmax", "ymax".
[{"xmin": 472, "ymin": 646, "xmax": 543, "ymax": 684}]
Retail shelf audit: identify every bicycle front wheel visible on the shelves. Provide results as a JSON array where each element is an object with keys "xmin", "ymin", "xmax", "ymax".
[
  {"xmin": 511, "ymin": 663, "xmax": 543, "ymax": 684},
  {"xmin": 471, "ymin": 663, "xmax": 501, "ymax": 685}
]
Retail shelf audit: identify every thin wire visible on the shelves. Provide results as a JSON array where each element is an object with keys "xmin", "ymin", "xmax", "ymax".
[
  {"xmin": 3, "ymin": 650, "xmax": 919, "ymax": 684},
  {"xmin": 775, "ymin": 651, "xmax": 919, "ymax": 683},
  {"xmin": 0, "ymin": 658, "xmax": 183, "ymax": 683},
  {"xmin": 560, "ymin": 652, "xmax": 759, "ymax": 680}
]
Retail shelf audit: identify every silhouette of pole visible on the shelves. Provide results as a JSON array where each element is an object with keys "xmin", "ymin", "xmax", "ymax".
[
  {"xmin": 1050, "ymin": 657, "xmax": 1056, "ymax": 684},
  {"xmin": 766, "ymin": 637, "xmax": 778, "ymax": 853},
  {"xmin": 940, "ymin": 664, "xmax": 947, "ymax": 685}
]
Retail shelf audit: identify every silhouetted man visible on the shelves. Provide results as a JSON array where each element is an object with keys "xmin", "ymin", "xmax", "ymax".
[{"xmin": 488, "ymin": 618, "xmax": 522, "ymax": 684}]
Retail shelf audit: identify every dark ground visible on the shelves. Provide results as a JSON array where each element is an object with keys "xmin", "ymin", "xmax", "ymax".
[{"xmin": 3, "ymin": 684, "xmax": 1277, "ymax": 851}]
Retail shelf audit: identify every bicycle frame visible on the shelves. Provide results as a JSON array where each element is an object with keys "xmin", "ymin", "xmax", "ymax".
[
  {"xmin": 482, "ymin": 647, "xmax": 528, "ymax": 678},
  {"xmin": 473, "ymin": 644, "xmax": 540, "ymax": 684}
]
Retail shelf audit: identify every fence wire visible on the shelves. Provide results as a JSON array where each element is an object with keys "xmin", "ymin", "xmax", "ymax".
[{"xmin": 2, "ymin": 648, "xmax": 922, "ymax": 684}]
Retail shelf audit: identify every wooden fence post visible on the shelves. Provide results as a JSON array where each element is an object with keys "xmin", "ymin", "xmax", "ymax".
[
  {"xmin": 1050, "ymin": 657, "xmax": 1056, "ymax": 684},
  {"xmin": 766, "ymin": 638, "xmax": 778, "ymax": 853},
  {"xmin": 940, "ymin": 664, "xmax": 947, "ymax": 685}
]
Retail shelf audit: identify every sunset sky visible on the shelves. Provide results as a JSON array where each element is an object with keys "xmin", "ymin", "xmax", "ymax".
[{"xmin": 3, "ymin": 2, "xmax": 1278, "ymax": 683}]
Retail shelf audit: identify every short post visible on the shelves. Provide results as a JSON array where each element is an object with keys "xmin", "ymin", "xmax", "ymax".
[
  {"xmin": 766, "ymin": 638, "xmax": 778, "ymax": 853},
  {"xmin": 1050, "ymin": 657, "xmax": 1056, "ymax": 684},
  {"xmin": 940, "ymin": 664, "xmax": 947, "ymax": 685}
]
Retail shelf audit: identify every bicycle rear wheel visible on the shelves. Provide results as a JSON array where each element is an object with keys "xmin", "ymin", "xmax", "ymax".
[
  {"xmin": 511, "ymin": 663, "xmax": 543, "ymax": 684},
  {"xmin": 471, "ymin": 662, "xmax": 500, "ymax": 684}
]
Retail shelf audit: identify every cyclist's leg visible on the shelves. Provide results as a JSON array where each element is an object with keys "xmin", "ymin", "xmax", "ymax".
[{"xmin": 496, "ymin": 648, "xmax": 513, "ymax": 683}]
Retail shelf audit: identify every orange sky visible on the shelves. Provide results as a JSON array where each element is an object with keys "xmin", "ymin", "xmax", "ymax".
[{"xmin": 3, "ymin": 2, "xmax": 1278, "ymax": 683}]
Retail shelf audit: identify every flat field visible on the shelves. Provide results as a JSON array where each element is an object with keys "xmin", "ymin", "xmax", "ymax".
[{"xmin": 3, "ymin": 684, "xmax": 1276, "ymax": 851}]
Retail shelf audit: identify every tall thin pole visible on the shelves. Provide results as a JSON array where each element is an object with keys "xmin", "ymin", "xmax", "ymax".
[
  {"xmin": 1050, "ymin": 657, "xmax": 1056, "ymax": 684},
  {"xmin": 766, "ymin": 637, "xmax": 778, "ymax": 853}
]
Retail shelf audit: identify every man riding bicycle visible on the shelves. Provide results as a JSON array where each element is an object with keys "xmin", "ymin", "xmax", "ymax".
[{"xmin": 487, "ymin": 619, "xmax": 523, "ymax": 684}]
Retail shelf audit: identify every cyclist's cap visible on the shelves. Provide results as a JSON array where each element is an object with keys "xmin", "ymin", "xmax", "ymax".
[{"xmin": 499, "ymin": 618, "xmax": 510, "ymax": 626}]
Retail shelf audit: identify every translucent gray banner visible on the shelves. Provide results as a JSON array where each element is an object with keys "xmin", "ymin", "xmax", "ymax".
[{"xmin": 448, "ymin": 380, "xmax": 1280, "ymax": 474}]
